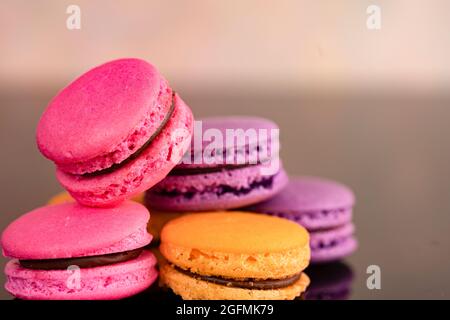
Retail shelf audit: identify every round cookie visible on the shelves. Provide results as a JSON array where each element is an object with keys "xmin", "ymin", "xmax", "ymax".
[
  {"xmin": 245, "ymin": 177, "xmax": 357, "ymax": 263},
  {"xmin": 37, "ymin": 58, "xmax": 193, "ymax": 207},
  {"xmin": 1, "ymin": 202, "xmax": 157, "ymax": 300},
  {"xmin": 159, "ymin": 212, "xmax": 310, "ymax": 300},
  {"xmin": 146, "ymin": 116, "xmax": 287, "ymax": 211}
]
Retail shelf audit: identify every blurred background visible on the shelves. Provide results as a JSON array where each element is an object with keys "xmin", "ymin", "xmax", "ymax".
[{"xmin": 1, "ymin": 0, "xmax": 450, "ymax": 299}]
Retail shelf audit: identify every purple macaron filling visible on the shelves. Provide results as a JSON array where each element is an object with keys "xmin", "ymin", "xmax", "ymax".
[
  {"xmin": 310, "ymin": 232, "xmax": 353, "ymax": 251},
  {"xmin": 153, "ymin": 174, "xmax": 275, "ymax": 199},
  {"xmin": 309, "ymin": 224, "xmax": 357, "ymax": 263}
]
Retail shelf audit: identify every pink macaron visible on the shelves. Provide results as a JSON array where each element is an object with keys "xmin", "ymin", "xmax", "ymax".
[
  {"xmin": 37, "ymin": 58, "xmax": 194, "ymax": 207},
  {"xmin": 1, "ymin": 201, "xmax": 157, "ymax": 300}
]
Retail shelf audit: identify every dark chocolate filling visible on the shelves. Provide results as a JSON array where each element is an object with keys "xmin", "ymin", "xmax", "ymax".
[
  {"xmin": 81, "ymin": 93, "xmax": 176, "ymax": 178},
  {"xmin": 19, "ymin": 248, "xmax": 143, "ymax": 270},
  {"xmin": 174, "ymin": 266, "xmax": 302, "ymax": 290},
  {"xmin": 154, "ymin": 175, "xmax": 275, "ymax": 199},
  {"xmin": 168, "ymin": 163, "xmax": 259, "ymax": 176}
]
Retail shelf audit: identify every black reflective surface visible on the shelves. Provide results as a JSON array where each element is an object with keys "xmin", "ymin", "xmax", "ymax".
[{"xmin": 1, "ymin": 89, "xmax": 450, "ymax": 299}]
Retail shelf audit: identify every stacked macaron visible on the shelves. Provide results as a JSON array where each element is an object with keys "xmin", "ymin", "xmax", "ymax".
[
  {"xmin": 1, "ymin": 58, "xmax": 194, "ymax": 299},
  {"xmin": 2, "ymin": 203, "xmax": 157, "ymax": 299},
  {"xmin": 144, "ymin": 116, "xmax": 288, "ymax": 241},
  {"xmin": 37, "ymin": 58, "xmax": 193, "ymax": 207},
  {"xmin": 147, "ymin": 116, "xmax": 287, "ymax": 211},
  {"xmin": 246, "ymin": 177, "xmax": 357, "ymax": 263},
  {"xmin": 2, "ymin": 57, "xmax": 357, "ymax": 300}
]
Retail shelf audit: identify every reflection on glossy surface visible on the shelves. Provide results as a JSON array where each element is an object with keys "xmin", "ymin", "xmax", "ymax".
[
  {"xmin": 125, "ymin": 282, "xmax": 181, "ymax": 302},
  {"xmin": 304, "ymin": 262, "xmax": 354, "ymax": 300},
  {"xmin": 128, "ymin": 262, "xmax": 355, "ymax": 301}
]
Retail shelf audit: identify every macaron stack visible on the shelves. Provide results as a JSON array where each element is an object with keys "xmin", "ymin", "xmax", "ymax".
[
  {"xmin": 1, "ymin": 58, "xmax": 194, "ymax": 299},
  {"xmin": 1, "ymin": 57, "xmax": 357, "ymax": 300},
  {"xmin": 144, "ymin": 116, "xmax": 288, "ymax": 242},
  {"xmin": 146, "ymin": 116, "xmax": 287, "ymax": 211}
]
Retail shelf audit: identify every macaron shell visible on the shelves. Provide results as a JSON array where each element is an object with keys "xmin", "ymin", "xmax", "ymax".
[
  {"xmin": 310, "ymin": 223, "xmax": 357, "ymax": 263},
  {"xmin": 161, "ymin": 212, "xmax": 309, "ymax": 254},
  {"xmin": 268, "ymin": 207, "xmax": 353, "ymax": 231},
  {"xmin": 147, "ymin": 165, "xmax": 288, "ymax": 211},
  {"xmin": 5, "ymin": 251, "xmax": 158, "ymax": 300},
  {"xmin": 161, "ymin": 242, "xmax": 310, "ymax": 280},
  {"xmin": 160, "ymin": 212, "xmax": 310, "ymax": 279},
  {"xmin": 56, "ymin": 78, "xmax": 173, "ymax": 175},
  {"xmin": 248, "ymin": 176, "xmax": 355, "ymax": 213},
  {"xmin": 178, "ymin": 116, "xmax": 279, "ymax": 169},
  {"xmin": 37, "ymin": 58, "xmax": 163, "ymax": 163},
  {"xmin": 56, "ymin": 93, "xmax": 193, "ymax": 207},
  {"xmin": 1, "ymin": 202, "xmax": 152, "ymax": 259},
  {"xmin": 160, "ymin": 263, "xmax": 310, "ymax": 300}
]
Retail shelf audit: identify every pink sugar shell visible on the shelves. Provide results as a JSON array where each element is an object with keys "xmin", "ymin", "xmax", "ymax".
[
  {"xmin": 37, "ymin": 58, "xmax": 165, "ymax": 166},
  {"xmin": 1, "ymin": 202, "xmax": 152, "ymax": 260},
  {"xmin": 4, "ymin": 251, "xmax": 158, "ymax": 300},
  {"xmin": 36, "ymin": 58, "xmax": 194, "ymax": 207},
  {"xmin": 56, "ymin": 93, "xmax": 193, "ymax": 207}
]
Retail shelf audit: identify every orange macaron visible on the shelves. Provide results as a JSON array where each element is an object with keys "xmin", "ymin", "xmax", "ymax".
[{"xmin": 159, "ymin": 212, "xmax": 311, "ymax": 300}]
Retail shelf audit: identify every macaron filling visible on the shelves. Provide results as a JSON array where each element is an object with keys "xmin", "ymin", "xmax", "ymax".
[
  {"xmin": 168, "ymin": 163, "xmax": 260, "ymax": 176},
  {"xmin": 19, "ymin": 248, "xmax": 145, "ymax": 270},
  {"xmin": 310, "ymin": 224, "xmax": 356, "ymax": 250},
  {"xmin": 310, "ymin": 234, "xmax": 354, "ymax": 250},
  {"xmin": 79, "ymin": 93, "xmax": 176, "ymax": 178},
  {"xmin": 173, "ymin": 265, "xmax": 303, "ymax": 290},
  {"xmin": 153, "ymin": 172, "xmax": 276, "ymax": 199}
]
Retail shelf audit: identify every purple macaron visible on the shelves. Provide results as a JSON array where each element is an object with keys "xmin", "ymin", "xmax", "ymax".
[
  {"xmin": 245, "ymin": 176, "xmax": 357, "ymax": 263},
  {"xmin": 145, "ymin": 116, "xmax": 288, "ymax": 211}
]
